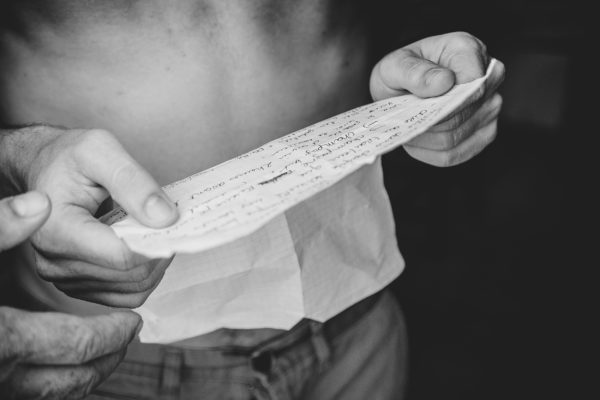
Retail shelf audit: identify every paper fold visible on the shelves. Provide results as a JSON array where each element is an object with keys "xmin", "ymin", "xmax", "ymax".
[{"xmin": 101, "ymin": 60, "xmax": 499, "ymax": 343}]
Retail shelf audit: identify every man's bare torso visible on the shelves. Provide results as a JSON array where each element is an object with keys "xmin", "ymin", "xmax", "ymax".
[
  {"xmin": 0, "ymin": 0, "xmax": 370, "ymax": 184},
  {"xmin": 0, "ymin": 0, "xmax": 372, "ymax": 345}
]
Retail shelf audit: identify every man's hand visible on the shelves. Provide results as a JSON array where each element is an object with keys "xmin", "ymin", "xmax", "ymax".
[
  {"xmin": 0, "ymin": 191, "xmax": 141, "ymax": 399},
  {"xmin": 0, "ymin": 191, "xmax": 50, "ymax": 252},
  {"xmin": 0, "ymin": 126, "xmax": 179, "ymax": 308},
  {"xmin": 0, "ymin": 307, "xmax": 141, "ymax": 400},
  {"xmin": 370, "ymin": 31, "xmax": 505, "ymax": 167}
]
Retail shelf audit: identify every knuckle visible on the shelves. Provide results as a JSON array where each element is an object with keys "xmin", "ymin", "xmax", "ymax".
[
  {"xmin": 125, "ymin": 292, "xmax": 150, "ymax": 308},
  {"xmin": 30, "ymin": 227, "xmax": 54, "ymax": 254},
  {"xmin": 130, "ymin": 263, "xmax": 153, "ymax": 281},
  {"xmin": 78, "ymin": 372, "xmax": 101, "ymax": 399},
  {"xmin": 115, "ymin": 297, "xmax": 139, "ymax": 309},
  {"xmin": 82, "ymin": 128, "xmax": 113, "ymax": 144},
  {"xmin": 74, "ymin": 129, "xmax": 110, "ymax": 152},
  {"xmin": 133, "ymin": 274, "xmax": 156, "ymax": 292},
  {"xmin": 473, "ymin": 84, "xmax": 486, "ymax": 101},
  {"xmin": 121, "ymin": 273, "xmax": 154, "ymax": 293},
  {"xmin": 35, "ymin": 257, "xmax": 58, "ymax": 281},
  {"xmin": 381, "ymin": 50, "xmax": 416, "ymax": 81},
  {"xmin": 111, "ymin": 162, "xmax": 140, "ymax": 188},
  {"xmin": 449, "ymin": 31, "xmax": 480, "ymax": 50},
  {"xmin": 72, "ymin": 129, "xmax": 115, "ymax": 162},
  {"xmin": 100, "ymin": 293, "xmax": 145, "ymax": 308},
  {"xmin": 69, "ymin": 324, "xmax": 98, "ymax": 363},
  {"xmin": 456, "ymin": 106, "xmax": 473, "ymax": 126},
  {"xmin": 57, "ymin": 368, "xmax": 97, "ymax": 400},
  {"xmin": 108, "ymin": 246, "xmax": 137, "ymax": 270},
  {"xmin": 396, "ymin": 58, "xmax": 426, "ymax": 88},
  {"xmin": 438, "ymin": 109, "xmax": 470, "ymax": 133},
  {"xmin": 436, "ymin": 132, "xmax": 455, "ymax": 151},
  {"xmin": 436, "ymin": 151, "xmax": 457, "ymax": 168},
  {"xmin": 451, "ymin": 128, "xmax": 464, "ymax": 149}
]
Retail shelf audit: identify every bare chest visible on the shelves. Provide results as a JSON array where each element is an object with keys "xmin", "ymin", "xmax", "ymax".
[{"xmin": 1, "ymin": 0, "xmax": 369, "ymax": 184}]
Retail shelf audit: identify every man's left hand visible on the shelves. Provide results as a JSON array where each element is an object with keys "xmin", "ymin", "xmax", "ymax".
[{"xmin": 370, "ymin": 31, "xmax": 505, "ymax": 167}]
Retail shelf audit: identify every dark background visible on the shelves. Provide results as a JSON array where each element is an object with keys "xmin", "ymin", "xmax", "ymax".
[
  {"xmin": 374, "ymin": 1, "xmax": 590, "ymax": 399},
  {"xmin": 0, "ymin": 1, "xmax": 590, "ymax": 399}
]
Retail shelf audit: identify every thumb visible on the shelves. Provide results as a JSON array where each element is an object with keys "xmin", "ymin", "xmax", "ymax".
[
  {"xmin": 375, "ymin": 48, "xmax": 456, "ymax": 99},
  {"xmin": 79, "ymin": 130, "xmax": 178, "ymax": 228},
  {"xmin": 0, "ymin": 191, "xmax": 50, "ymax": 252}
]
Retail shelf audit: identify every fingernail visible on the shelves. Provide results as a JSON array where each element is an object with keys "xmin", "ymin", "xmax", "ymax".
[
  {"xmin": 144, "ymin": 194, "xmax": 175, "ymax": 224},
  {"xmin": 10, "ymin": 191, "xmax": 49, "ymax": 217}
]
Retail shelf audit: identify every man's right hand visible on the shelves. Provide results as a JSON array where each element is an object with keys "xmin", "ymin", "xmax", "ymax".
[
  {"xmin": 0, "ymin": 188, "xmax": 143, "ymax": 399},
  {"xmin": 0, "ymin": 125, "xmax": 179, "ymax": 308},
  {"xmin": 0, "ymin": 307, "xmax": 141, "ymax": 400}
]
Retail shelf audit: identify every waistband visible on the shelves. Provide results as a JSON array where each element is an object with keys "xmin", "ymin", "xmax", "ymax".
[{"xmin": 124, "ymin": 289, "xmax": 385, "ymax": 367}]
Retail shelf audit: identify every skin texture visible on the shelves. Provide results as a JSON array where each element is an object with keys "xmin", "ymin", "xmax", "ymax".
[
  {"xmin": 0, "ymin": 127, "xmax": 177, "ymax": 309},
  {"xmin": 0, "ymin": 307, "xmax": 141, "ymax": 400},
  {"xmin": 0, "ymin": 1, "xmax": 505, "ymax": 397},
  {"xmin": 0, "ymin": 193, "xmax": 141, "ymax": 400}
]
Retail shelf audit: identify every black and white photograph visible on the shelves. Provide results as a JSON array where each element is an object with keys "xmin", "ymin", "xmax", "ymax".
[{"xmin": 0, "ymin": 1, "xmax": 587, "ymax": 399}]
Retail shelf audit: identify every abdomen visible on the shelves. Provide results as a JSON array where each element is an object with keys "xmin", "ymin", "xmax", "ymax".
[{"xmin": 0, "ymin": 0, "xmax": 370, "ymax": 184}]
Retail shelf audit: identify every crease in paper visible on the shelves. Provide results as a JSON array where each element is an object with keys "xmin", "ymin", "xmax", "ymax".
[
  {"xmin": 105, "ymin": 60, "xmax": 497, "ymax": 258},
  {"xmin": 136, "ymin": 213, "xmax": 305, "ymax": 344},
  {"xmin": 102, "ymin": 60, "xmax": 499, "ymax": 343}
]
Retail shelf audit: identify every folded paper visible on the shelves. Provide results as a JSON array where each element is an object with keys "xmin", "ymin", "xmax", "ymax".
[{"xmin": 104, "ymin": 60, "xmax": 498, "ymax": 343}]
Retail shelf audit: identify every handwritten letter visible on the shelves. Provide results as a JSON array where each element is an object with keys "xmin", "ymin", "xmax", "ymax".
[{"xmin": 107, "ymin": 60, "xmax": 498, "ymax": 258}]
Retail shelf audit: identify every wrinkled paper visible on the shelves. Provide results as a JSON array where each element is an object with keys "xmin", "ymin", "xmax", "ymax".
[{"xmin": 105, "ymin": 60, "xmax": 498, "ymax": 343}]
